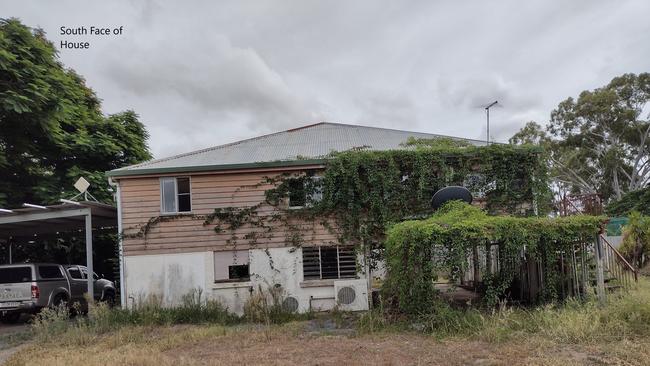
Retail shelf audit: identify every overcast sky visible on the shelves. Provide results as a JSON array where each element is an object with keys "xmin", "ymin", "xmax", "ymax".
[{"xmin": 4, "ymin": 1, "xmax": 650, "ymax": 158}]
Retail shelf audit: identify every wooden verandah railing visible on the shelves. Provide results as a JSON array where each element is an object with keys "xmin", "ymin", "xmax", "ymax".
[{"xmin": 462, "ymin": 232, "xmax": 638, "ymax": 303}]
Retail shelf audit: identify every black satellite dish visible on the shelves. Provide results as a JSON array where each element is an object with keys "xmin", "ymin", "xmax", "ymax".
[{"xmin": 431, "ymin": 186, "xmax": 473, "ymax": 210}]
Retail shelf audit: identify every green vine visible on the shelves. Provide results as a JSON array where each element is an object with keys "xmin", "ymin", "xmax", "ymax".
[
  {"xmin": 122, "ymin": 142, "xmax": 555, "ymax": 303},
  {"xmin": 383, "ymin": 201, "xmax": 604, "ymax": 312}
]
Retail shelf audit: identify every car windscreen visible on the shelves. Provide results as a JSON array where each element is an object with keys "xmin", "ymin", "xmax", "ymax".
[
  {"xmin": 0, "ymin": 267, "xmax": 32, "ymax": 283},
  {"xmin": 38, "ymin": 265, "xmax": 64, "ymax": 279}
]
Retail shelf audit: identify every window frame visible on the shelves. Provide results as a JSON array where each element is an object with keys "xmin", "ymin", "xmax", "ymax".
[
  {"xmin": 302, "ymin": 246, "xmax": 357, "ymax": 281},
  {"xmin": 214, "ymin": 250, "xmax": 251, "ymax": 283},
  {"xmin": 160, "ymin": 176, "xmax": 192, "ymax": 214},
  {"xmin": 288, "ymin": 175, "xmax": 323, "ymax": 209},
  {"xmin": 38, "ymin": 265, "xmax": 65, "ymax": 280},
  {"xmin": 67, "ymin": 267, "xmax": 83, "ymax": 281}
]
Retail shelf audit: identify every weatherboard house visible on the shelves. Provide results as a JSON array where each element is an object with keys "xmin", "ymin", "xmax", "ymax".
[{"xmin": 107, "ymin": 122, "xmax": 485, "ymax": 314}]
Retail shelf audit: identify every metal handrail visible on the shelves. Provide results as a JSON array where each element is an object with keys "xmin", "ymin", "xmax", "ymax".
[{"xmin": 600, "ymin": 234, "xmax": 638, "ymax": 283}]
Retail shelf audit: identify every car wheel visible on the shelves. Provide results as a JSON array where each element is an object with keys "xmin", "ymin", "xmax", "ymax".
[
  {"xmin": 102, "ymin": 291, "xmax": 116, "ymax": 308},
  {"xmin": 51, "ymin": 294, "xmax": 74, "ymax": 317},
  {"xmin": 52, "ymin": 293, "xmax": 68, "ymax": 307},
  {"xmin": 0, "ymin": 312, "xmax": 21, "ymax": 324}
]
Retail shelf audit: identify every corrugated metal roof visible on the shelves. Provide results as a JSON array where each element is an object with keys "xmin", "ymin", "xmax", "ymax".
[{"xmin": 109, "ymin": 122, "xmax": 486, "ymax": 176}]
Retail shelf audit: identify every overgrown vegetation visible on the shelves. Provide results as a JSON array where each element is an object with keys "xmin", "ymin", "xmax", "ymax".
[
  {"xmin": 13, "ymin": 280, "xmax": 650, "ymax": 365},
  {"xmin": 124, "ymin": 143, "xmax": 550, "ymax": 257},
  {"xmin": 620, "ymin": 211, "xmax": 650, "ymax": 269},
  {"xmin": 27, "ymin": 287, "xmax": 309, "ymax": 345},
  {"xmin": 383, "ymin": 201, "xmax": 604, "ymax": 311},
  {"xmin": 360, "ymin": 279, "xmax": 650, "ymax": 343}
]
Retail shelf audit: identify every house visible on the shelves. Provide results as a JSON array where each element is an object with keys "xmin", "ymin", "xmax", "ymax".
[{"xmin": 107, "ymin": 122, "xmax": 486, "ymax": 314}]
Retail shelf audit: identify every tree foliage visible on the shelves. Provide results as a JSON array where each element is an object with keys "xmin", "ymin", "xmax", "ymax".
[
  {"xmin": 606, "ymin": 186, "xmax": 650, "ymax": 217},
  {"xmin": 619, "ymin": 211, "xmax": 650, "ymax": 269},
  {"xmin": 0, "ymin": 18, "xmax": 151, "ymax": 207},
  {"xmin": 511, "ymin": 73, "xmax": 650, "ymax": 203}
]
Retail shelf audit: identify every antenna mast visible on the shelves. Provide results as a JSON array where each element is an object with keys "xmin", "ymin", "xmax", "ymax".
[{"xmin": 485, "ymin": 100, "xmax": 498, "ymax": 144}]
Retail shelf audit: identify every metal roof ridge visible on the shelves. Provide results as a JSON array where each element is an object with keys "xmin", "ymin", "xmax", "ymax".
[{"xmin": 112, "ymin": 122, "xmax": 490, "ymax": 173}]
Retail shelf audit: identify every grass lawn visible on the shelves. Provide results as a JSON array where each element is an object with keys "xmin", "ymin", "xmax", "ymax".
[{"xmin": 4, "ymin": 281, "xmax": 650, "ymax": 366}]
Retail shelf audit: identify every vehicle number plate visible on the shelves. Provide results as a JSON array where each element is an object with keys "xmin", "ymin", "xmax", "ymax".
[{"xmin": 0, "ymin": 302, "xmax": 20, "ymax": 308}]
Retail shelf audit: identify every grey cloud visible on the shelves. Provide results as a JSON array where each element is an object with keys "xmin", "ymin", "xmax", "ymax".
[
  {"xmin": 103, "ymin": 31, "xmax": 321, "ymax": 134},
  {"xmin": 3, "ymin": 0, "xmax": 650, "ymax": 156}
]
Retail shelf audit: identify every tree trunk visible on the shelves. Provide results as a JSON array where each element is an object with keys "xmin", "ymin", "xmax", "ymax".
[{"xmin": 613, "ymin": 169, "xmax": 622, "ymax": 200}]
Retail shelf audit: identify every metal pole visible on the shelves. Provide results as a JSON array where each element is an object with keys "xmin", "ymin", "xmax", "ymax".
[
  {"xmin": 486, "ymin": 108, "xmax": 490, "ymax": 145},
  {"xmin": 85, "ymin": 213, "xmax": 94, "ymax": 300},
  {"xmin": 116, "ymin": 182, "xmax": 126, "ymax": 308},
  {"xmin": 484, "ymin": 101, "xmax": 498, "ymax": 145},
  {"xmin": 595, "ymin": 234, "xmax": 606, "ymax": 304}
]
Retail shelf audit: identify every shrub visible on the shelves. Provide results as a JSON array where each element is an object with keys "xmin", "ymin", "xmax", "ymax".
[
  {"xmin": 361, "ymin": 279, "xmax": 650, "ymax": 343},
  {"xmin": 31, "ymin": 304, "xmax": 76, "ymax": 342},
  {"xmin": 619, "ymin": 211, "xmax": 650, "ymax": 269},
  {"xmin": 243, "ymin": 285, "xmax": 310, "ymax": 324}
]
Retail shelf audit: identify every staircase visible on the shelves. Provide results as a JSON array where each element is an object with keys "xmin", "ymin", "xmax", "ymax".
[{"xmin": 599, "ymin": 235, "xmax": 638, "ymax": 291}]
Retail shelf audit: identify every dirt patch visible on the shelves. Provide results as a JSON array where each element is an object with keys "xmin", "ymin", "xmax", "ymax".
[{"xmin": 164, "ymin": 329, "xmax": 600, "ymax": 366}]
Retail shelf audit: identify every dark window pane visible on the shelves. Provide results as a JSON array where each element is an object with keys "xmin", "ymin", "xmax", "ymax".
[
  {"xmin": 321, "ymin": 247, "xmax": 339, "ymax": 279},
  {"xmin": 0, "ymin": 267, "xmax": 32, "ymax": 283},
  {"xmin": 288, "ymin": 179, "xmax": 306, "ymax": 207},
  {"xmin": 228, "ymin": 265, "xmax": 249, "ymax": 280},
  {"xmin": 177, "ymin": 178, "xmax": 190, "ymax": 194},
  {"xmin": 178, "ymin": 194, "xmax": 191, "ymax": 212},
  {"xmin": 67, "ymin": 268, "xmax": 82, "ymax": 279},
  {"xmin": 302, "ymin": 247, "xmax": 321, "ymax": 280},
  {"xmin": 39, "ymin": 266, "xmax": 63, "ymax": 279}
]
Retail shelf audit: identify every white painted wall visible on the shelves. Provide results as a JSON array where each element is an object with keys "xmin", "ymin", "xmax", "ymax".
[
  {"xmin": 124, "ymin": 252, "xmax": 208, "ymax": 307},
  {"xmin": 124, "ymin": 247, "xmax": 369, "ymax": 315}
]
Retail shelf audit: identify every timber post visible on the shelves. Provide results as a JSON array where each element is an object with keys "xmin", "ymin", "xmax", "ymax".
[{"xmin": 595, "ymin": 232, "xmax": 606, "ymax": 304}]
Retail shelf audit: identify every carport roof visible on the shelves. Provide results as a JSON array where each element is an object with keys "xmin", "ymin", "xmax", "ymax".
[{"xmin": 0, "ymin": 201, "xmax": 116, "ymax": 238}]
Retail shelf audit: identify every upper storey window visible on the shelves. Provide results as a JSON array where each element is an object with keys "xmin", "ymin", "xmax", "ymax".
[{"xmin": 160, "ymin": 177, "xmax": 191, "ymax": 214}]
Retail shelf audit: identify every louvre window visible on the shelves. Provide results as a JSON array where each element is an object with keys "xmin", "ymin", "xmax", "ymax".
[
  {"xmin": 160, "ymin": 177, "xmax": 192, "ymax": 213},
  {"xmin": 302, "ymin": 246, "xmax": 356, "ymax": 280}
]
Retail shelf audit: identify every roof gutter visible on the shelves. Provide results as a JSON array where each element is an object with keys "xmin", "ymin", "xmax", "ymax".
[{"xmin": 106, "ymin": 158, "xmax": 328, "ymax": 178}]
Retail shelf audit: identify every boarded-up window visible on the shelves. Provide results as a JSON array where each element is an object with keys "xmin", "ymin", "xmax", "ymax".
[
  {"xmin": 214, "ymin": 250, "xmax": 249, "ymax": 282},
  {"xmin": 302, "ymin": 246, "xmax": 356, "ymax": 280},
  {"xmin": 160, "ymin": 177, "xmax": 192, "ymax": 213}
]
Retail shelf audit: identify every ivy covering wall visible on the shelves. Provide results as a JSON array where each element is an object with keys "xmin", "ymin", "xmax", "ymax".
[
  {"xmin": 383, "ymin": 201, "xmax": 605, "ymax": 313},
  {"xmin": 273, "ymin": 142, "xmax": 552, "ymax": 250},
  {"xmin": 124, "ymin": 142, "xmax": 551, "ymax": 254}
]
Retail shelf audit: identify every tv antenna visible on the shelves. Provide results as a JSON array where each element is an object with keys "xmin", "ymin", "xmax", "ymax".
[
  {"xmin": 65, "ymin": 177, "xmax": 99, "ymax": 202},
  {"xmin": 483, "ymin": 101, "xmax": 499, "ymax": 145}
]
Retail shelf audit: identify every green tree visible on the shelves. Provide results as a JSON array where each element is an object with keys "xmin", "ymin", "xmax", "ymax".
[
  {"xmin": 511, "ymin": 73, "xmax": 650, "ymax": 202},
  {"xmin": 619, "ymin": 211, "xmax": 650, "ymax": 269},
  {"xmin": 0, "ymin": 18, "xmax": 151, "ymax": 207}
]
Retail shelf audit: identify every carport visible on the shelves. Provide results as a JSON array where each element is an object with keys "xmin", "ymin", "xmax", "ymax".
[{"xmin": 0, "ymin": 201, "xmax": 117, "ymax": 299}]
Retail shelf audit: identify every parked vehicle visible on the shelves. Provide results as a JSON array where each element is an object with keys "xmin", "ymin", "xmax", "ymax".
[{"xmin": 0, "ymin": 263, "xmax": 116, "ymax": 323}]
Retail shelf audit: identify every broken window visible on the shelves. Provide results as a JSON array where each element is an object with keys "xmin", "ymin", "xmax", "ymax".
[
  {"xmin": 288, "ymin": 179, "xmax": 306, "ymax": 208},
  {"xmin": 160, "ymin": 177, "xmax": 192, "ymax": 213},
  {"xmin": 214, "ymin": 250, "xmax": 250, "ymax": 282},
  {"xmin": 288, "ymin": 175, "xmax": 323, "ymax": 208},
  {"xmin": 302, "ymin": 246, "xmax": 356, "ymax": 280}
]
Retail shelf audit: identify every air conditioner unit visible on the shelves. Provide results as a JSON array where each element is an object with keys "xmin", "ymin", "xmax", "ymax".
[
  {"xmin": 282, "ymin": 296, "xmax": 299, "ymax": 313},
  {"xmin": 334, "ymin": 279, "xmax": 369, "ymax": 311}
]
